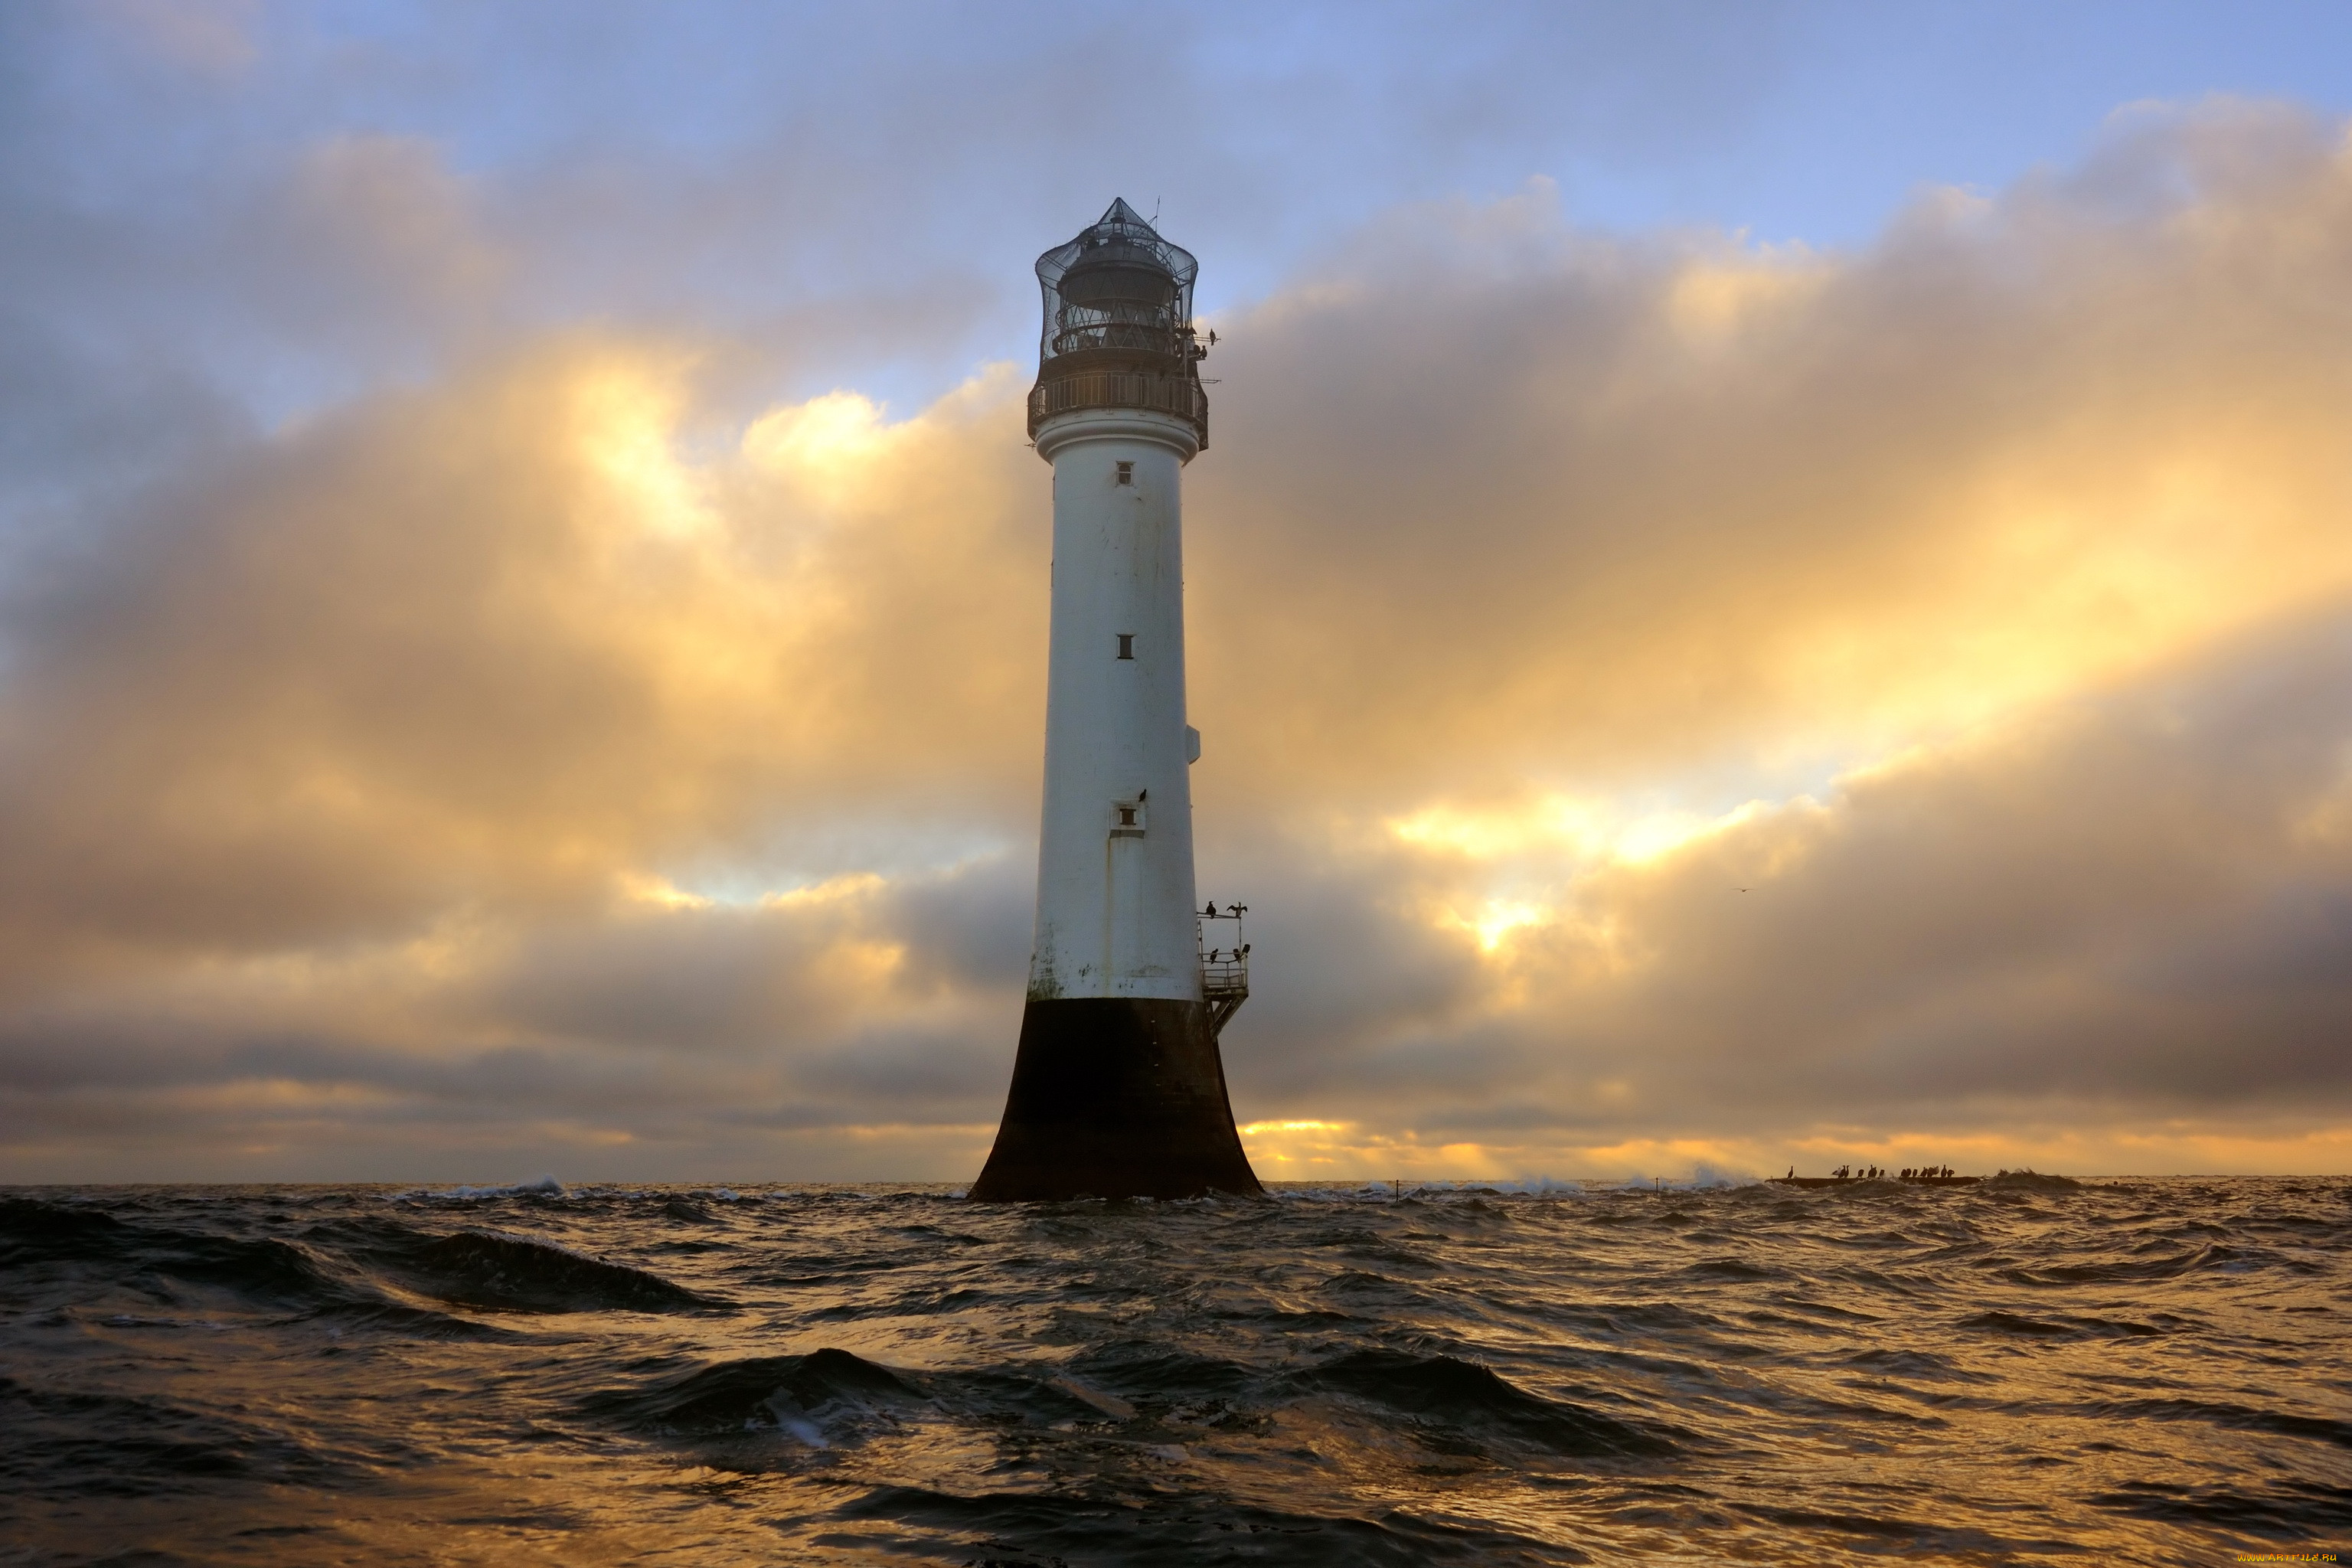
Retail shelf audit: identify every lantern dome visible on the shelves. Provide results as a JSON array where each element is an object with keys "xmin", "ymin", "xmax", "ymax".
[{"xmin": 1027, "ymin": 199, "xmax": 1208, "ymax": 449}]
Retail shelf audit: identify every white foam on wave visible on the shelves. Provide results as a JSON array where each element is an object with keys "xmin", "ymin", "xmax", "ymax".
[
  {"xmin": 469, "ymin": 1226, "xmax": 598, "ymax": 1259},
  {"xmin": 1491, "ymin": 1176, "xmax": 1591, "ymax": 1195},
  {"xmin": 392, "ymin": 1174, "xmax": 568, "ymax": 1201},
  {"xmin": 1616, "ymin": 1166, "xmax": 1760, "ymax": 1191},
  {"xmin": 1282, "ymin": 1178, "xmax": 1600, "ymax": 1200}
]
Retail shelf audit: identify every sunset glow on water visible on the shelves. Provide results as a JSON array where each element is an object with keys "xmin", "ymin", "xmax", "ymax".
[{"xmin": 6, "ymin": 1178, "xmax": 2346, "ymax": 1564}]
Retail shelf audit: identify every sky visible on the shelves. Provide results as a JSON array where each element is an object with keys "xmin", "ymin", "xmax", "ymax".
[{"xmin": 7, "ymin": 0, "xmax": 2352, "ymax": 1183}]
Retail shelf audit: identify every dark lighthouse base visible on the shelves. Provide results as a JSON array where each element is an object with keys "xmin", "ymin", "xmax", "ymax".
[{"xmin": 969, "ymin": 998, "xmax": 1263, "ymax": 1200}]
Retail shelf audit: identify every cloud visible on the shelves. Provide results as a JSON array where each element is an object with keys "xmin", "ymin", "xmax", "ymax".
[
  {"xmin": 6, "ymin": 99, "xmax": 2352, "ymax": 1179},
  {"xmin": 90, "ymin": 0, "xmax": 261, "ymax": 76},
  {"xmin": 1187, "ymin": 108, "xmax": 2352, "ymax": 804},
  {"xmin": 1311, "ymin": 609, "xmax": 2352, "ymax": 1119}
]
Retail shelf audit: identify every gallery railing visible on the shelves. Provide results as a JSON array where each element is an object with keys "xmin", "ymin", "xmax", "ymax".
[{"xmin": 1028, "ymin": 366, "xmax": 1209, "ymax": 446}]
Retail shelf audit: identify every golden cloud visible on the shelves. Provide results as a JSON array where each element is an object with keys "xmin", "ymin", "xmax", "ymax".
[{"xmin": 7, "ymin": 101, "xmax": 2352, "ymax": 1179}]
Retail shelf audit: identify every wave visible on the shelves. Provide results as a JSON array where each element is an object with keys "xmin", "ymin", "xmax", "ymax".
[
  {"xmin": 302, "ymin": 1300, "xmax": 528, "ymax": 1341},
  {"xmin": 831, "ymin": 1479, "xmax": 1478, "ymax": 1563},
  {"xmin": 2089, "ymin": 1478, "xmax": 2352, "ymax": 1531},
  {"xmin": 8, "ymin": 1176, "xmax": 2348, "ymax": 1565},
  {"xmin": 932, "ymin": 1365, "xmax": 1145, "ymax": 1427},
  {"xmin": 370, "ymin": 1228, "xmax": 719, "ymax": 1315},
  {"xmin": 1995, "ymin": 1243, "xmax": 2257, "ymax": 1286},
  {"xmin": 1840, "ymin": 1347, "xmax": 1991, "ymax": 1383},
  {"xmin": 2, "ymin": 1197, "xmax": 713, "ymax": 1323},
  {"xmin": 0, "ymin": 1195, "xmax": 132, "ymax": 1266},
  {"xmin": 392, "ymin": 1175, "xmax": 568, "ymax": 1200},
  {"xmin": 585, "ymin": 1348, "xmax": 923, "ymax": 1446},
  {"xmin": 2070, "ymin": 1395, "xmax": 2352, "ymax": 1449},
  {"xmin": 0, "ymin": 1375, "xmax": 359, "ymax": 1498},
  {"xmin": 586, "ymin": 1339, "xmax": 1686, "ymax": 1469},
  {"xmin": 1618, "ymin": 1167, "xmax": 1762, "ymax": 1191},
  {"xmin": 1677, "ymin": 1256, "xmax": 1780, "ymax": 1282},
  {"xmin": 1959, "ymin": 1310, "xmax": 2165, "ymax": 1339},
  {"xmin": 1981, "ymin": 1170, "xmax": 2086, "ymax": 1192},
  {"xmin": 1063, "ymin": 1341, "xmax": 1261, "ymax": 1400},
  {"xmin": 5, "ymin": 1197, "xmax": 373, "ymax": 1312},
  {"xmin": 1290, "ymin": 1348, "xmax": 1679, "ymax": 1458}
]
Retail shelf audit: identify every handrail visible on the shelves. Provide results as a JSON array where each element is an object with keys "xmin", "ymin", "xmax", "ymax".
[
  {"xmin": 1200, "ymin": 955, "xmax": 1249, "ymax": 1000},
  {"xmin": 1028, "ymin": 367, "xmax": 1208, "ymax": 446},
  {"xmin": 1198, "ymin": 904, "xmax": 1249, "ymax": 1037}
]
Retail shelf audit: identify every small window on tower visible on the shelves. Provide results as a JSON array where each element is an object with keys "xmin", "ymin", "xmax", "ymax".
[
  {"xmin": 1117, "ymin": 805, "xmax": 1138, "ymax": 826},
  {"xmin": 1116, "ymin": 461, "xmax": 1134, "ymax": 485},
  {"xmin": 1116, "ymin": 634, "xmax": 1135, "ymax": 659}
]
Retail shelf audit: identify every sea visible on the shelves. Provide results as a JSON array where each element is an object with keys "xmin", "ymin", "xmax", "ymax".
[{"xmin": 2, "ymin": 1175, "xmax": 2345, "ymax": 1566}]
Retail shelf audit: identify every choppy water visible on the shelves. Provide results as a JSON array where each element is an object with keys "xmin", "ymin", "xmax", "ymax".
[{"xmin": 2, "ymin": 1176, "xmax": 2347, "ymax": 1566}]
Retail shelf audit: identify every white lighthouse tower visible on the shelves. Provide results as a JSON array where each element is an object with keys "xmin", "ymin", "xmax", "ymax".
[{"xmin": 969, "ymin": 200, "xmax": 1261, "ymax": 1200}]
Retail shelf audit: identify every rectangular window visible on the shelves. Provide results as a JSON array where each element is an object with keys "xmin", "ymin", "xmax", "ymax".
[
  {"xmin": 1116, "ymin": 633, "xmax": 1135, "ymax": 659},
  {"xmin": 1116, "ymin": 461, "xmax": 1134, "ymax": 485}
]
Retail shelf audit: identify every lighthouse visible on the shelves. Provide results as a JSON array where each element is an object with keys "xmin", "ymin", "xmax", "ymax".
[{"xmin": 969, "ymin": 201, "xmax": 1263, "ymax": 1201}]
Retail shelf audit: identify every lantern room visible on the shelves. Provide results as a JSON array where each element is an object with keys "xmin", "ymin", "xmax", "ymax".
[{"xmin": 1027, "ymin": 198, "xmax": 1210, "ymax": 448}]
